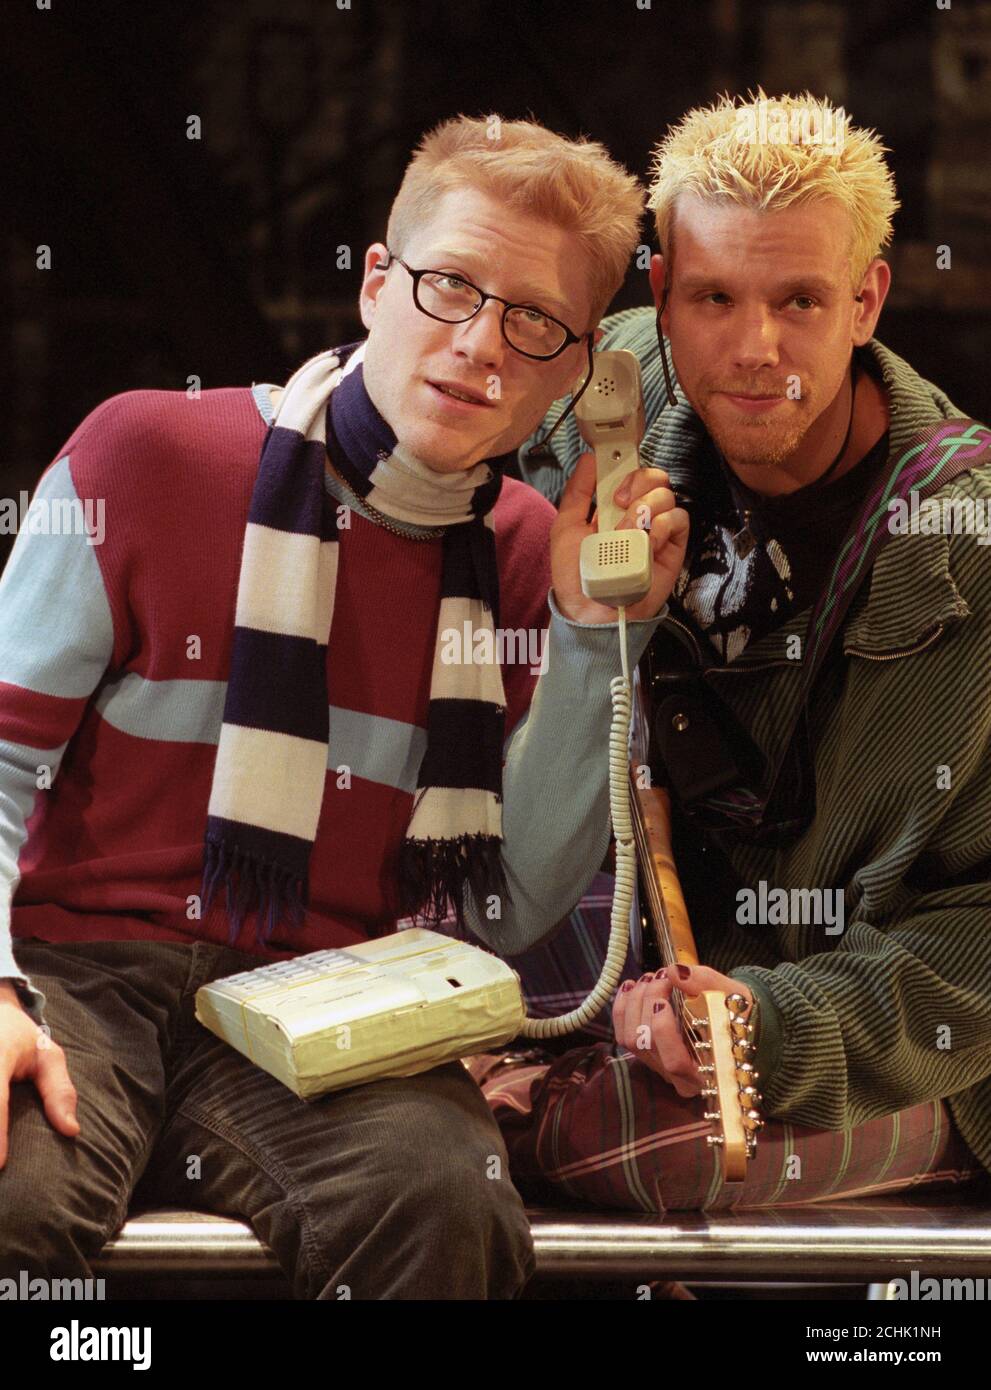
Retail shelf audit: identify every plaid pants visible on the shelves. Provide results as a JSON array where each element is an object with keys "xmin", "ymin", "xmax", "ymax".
[{"xmin": 452, "ymin": 876, "xmax": 986, "ymax": 1213}]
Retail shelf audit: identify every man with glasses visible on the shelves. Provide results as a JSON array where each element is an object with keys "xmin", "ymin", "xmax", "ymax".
[{"xmin": 0, "ymin": 114, "xmax": 690, "ymax": 1299}]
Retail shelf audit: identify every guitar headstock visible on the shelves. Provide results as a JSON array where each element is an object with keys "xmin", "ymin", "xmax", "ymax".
[{"xmin": 683, "ymin": 989, "xmax": 762, "ymax": 1181}]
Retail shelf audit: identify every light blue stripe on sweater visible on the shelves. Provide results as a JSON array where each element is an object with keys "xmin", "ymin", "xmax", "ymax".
[
  {"xmin": 0, "ymin": 456, "xmax": 115, "ymax": 699},
  {"xmin": 329, "ymin": 705, "xmax": 426, "ymax": 792},
  {"xmin": 94, "ymin": 671, "xmax": 430, "ymax": 793},
  {"xmin": 94, "ymin": 674, "xmax": 227, "ymax": 745}
]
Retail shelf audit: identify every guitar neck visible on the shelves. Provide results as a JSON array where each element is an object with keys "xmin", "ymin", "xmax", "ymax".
[
  {"xmin": 628, "ymin": 761, "xmax": 758, "ymax": 1180},
  {"xmin": 629, "ymin": 765, "xmax": 700, "ymax": 971}
]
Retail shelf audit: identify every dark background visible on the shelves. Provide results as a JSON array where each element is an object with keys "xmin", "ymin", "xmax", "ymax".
[{"xmin": 3, "ymin": 0, "xmax": 989, "ymax": 570}]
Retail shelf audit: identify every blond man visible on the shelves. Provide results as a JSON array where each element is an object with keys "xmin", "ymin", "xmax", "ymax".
[{"xmin": 503, "ymin": 91, "xmax": 991, "ymax": 1213}]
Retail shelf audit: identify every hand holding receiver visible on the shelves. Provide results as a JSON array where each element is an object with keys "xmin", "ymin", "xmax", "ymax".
[
  {"xmin": 550, "ymin": 349, "xmax": 689, "ymax": 624},
  {"xmin": 0, "ymin": 981, "xmax": 80, "ymax": 1169}
]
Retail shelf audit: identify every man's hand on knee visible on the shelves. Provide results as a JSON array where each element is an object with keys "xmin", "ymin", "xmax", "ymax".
[{"xmin": 0, "ymin": 982, "xmax": 80, "ymax": 1168}]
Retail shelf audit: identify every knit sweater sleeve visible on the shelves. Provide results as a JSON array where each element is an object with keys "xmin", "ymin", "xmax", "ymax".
[
  {"xmin": 732, "ymin": 867, "xmax": 991, "ymax": 1134},
  {"xmin": 0, "ymin": 409, "xmax": 120, "ymax": 1025},
  {"xmin": 464, "ymin": 590, "xmax": 666, "ymax": 955}
]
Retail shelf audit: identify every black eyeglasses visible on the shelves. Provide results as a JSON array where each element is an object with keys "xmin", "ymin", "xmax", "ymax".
[{"xmin": 375, "ymin": 250, "xmax": 589, "ymax": 361}]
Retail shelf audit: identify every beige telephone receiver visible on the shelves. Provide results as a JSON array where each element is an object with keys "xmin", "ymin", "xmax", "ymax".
[{"xmin": 196, "ymin": 351, "xmax": 653, "ymax": 1097}]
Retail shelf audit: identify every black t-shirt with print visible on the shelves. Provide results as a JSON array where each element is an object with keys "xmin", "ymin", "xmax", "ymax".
[{"xmin": 672, "ymin": 401, "xmax": 891, "ymax": 664}]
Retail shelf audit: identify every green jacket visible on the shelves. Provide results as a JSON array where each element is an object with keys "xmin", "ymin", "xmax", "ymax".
[{"xmin": 521, "ymin": 307, "xmax": 991, "ymax": 1175}]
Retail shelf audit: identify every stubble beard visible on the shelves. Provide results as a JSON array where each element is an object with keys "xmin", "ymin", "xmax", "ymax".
[{"xmin": 699, "ymin": 393, "xmax": 814, "ymax": 471}]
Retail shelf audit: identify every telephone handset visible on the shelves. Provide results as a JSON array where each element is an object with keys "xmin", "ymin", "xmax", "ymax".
[
  {"xmin": 195, "ymin": 350, "xmax": 651, "ymax": 1090},
  {"xmin": 576, "ymin": 349, "xmax": 652, "ymax": 607}
]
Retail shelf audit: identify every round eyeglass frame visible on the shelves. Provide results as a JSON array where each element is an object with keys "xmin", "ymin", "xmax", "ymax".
[{"xmin": 376, "ymin": 249, "xmax": 590, "ymax": 361}]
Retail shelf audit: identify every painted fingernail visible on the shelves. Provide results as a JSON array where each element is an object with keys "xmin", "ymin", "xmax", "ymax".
[
  {"xmin": 676, "ymin": 964, "xmax": 690, "ymax": 980},
  {"xmin": 620, "ymin": 980, "xmax": 636, "ymax": 993},
  {"xmin": 638, "ymin": 973, "xmax": 654, "ymax": 983},
  {"xmin": 653, "ymin": 1001, "xmax": 666, "ymax": 1014}
]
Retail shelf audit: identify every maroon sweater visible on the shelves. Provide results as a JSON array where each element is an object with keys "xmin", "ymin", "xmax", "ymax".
[{"xmin": 0, "ymin": 384, "xmax": 554, "ymax": 965}]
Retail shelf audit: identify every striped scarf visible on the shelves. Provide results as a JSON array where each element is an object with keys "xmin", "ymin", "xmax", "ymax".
[{"xmin": 201, "ymin": 340, "xmax": 514, "ymax": 944}]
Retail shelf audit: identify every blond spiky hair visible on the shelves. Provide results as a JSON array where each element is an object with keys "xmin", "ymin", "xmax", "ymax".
[{"xmin": 646, "ymin": 88, "xmax": 900, "ymax": 288}]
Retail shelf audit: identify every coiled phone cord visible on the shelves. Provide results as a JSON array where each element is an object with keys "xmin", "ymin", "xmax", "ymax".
[{"xmin": 521, "ymin": 607, "xmax": 636, "ymax": 1037}]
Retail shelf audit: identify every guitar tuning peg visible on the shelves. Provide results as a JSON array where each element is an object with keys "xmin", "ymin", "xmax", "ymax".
[{"xmin": 725, "ymin": 993, "xmax": 749, "ymax": 1011}]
